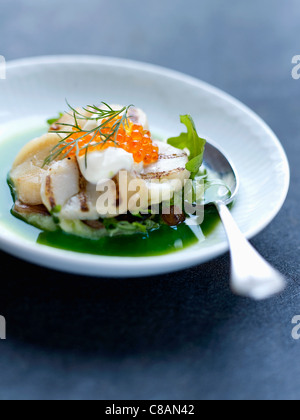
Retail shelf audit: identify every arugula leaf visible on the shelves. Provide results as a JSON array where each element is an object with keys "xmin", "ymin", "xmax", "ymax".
[
  {"xmin": 47, "ymin": 112, "xmax": 64, "ymax": 126},
  {"xmin": 167, "ymin": 115, "xmax": 206, "ymax": 177}
]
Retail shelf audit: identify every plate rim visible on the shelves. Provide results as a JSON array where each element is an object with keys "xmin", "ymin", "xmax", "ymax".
[{"xmin": 0, "ymin": 55, "xmax": 290, "ymax": 277}]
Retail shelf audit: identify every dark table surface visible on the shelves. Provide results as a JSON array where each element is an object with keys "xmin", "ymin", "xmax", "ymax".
[{"xmin": 0, "ymin": 0, "xmax": 299, "ymax": 401}]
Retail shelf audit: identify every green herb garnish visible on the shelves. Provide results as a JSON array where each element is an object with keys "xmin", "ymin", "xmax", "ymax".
[{"xmin": 167, "ymin": 115, "xmax": 206, "ymax": 178}]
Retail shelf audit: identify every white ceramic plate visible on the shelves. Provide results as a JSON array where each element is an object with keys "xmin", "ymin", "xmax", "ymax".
[{"xmin": 0, "ymin": 56, "xmax": 290, "ymax": 277}]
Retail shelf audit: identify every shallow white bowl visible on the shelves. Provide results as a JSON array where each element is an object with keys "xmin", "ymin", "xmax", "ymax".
[{"xmin": 0, "ymin": 56, "xmax": 290, "ymax": 277}]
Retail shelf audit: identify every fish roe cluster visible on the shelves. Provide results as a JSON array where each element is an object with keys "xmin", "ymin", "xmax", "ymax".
[{"xmin": 64, "ymin": 116, "xmax": 159, "ymax": 165}]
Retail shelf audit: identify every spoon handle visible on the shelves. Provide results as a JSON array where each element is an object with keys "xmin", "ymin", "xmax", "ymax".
[{"xmin": 215, "ymin": 201, "xmax": 286, "ymax": 300}]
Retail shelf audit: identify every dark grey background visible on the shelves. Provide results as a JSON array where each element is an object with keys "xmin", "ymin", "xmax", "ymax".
[{"xmin": 0, "ymin": 0, "xmax": 299, "ymax": 401}]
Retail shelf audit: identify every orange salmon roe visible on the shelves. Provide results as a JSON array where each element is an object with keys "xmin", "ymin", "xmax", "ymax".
[{"xmin": 64, "ymin": 116, "xmax": 159, "ymax": 165}]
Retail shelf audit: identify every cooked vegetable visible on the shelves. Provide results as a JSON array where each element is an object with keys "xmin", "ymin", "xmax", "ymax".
[
  {"xmin": 12, "ymin": 200, "xmax": 58, "ymax": 232},
  {"xmin": 59, "ymin": 216, "xmax": 158, "ymax": 239}
]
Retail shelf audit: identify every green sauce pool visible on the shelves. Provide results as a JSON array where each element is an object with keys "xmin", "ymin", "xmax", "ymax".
[{"xmin": 36, "ymin": 207, "xmax": 220, "ymax": 257}]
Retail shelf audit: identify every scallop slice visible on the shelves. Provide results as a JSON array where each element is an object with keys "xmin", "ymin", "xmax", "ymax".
[
  {"xmin": 128, "ymin": 106, "xmax": 149, "ymax": 129},
  {"xmin": 141, "ymin": 141, "xmax": 190, "ymax": 182},
  {"xmin": 141, "ymin": 141, "xmax": 190, "ymax": 205},
  {"xmin": 12, "ymin": 133, "xmax": 62, "ymax": 169},
  {"xmin": 10, "ymin": 133, "xmax": 62, "ymax": 205},
  {"xmin": 10, "ymin": 162, "xmax": 46, "ymax": 206},
  {"xmin": 40, "ymin": 158, "xmax": 81, "ymax": 212},
  {"xmin": 60, "ymin": 181, "xmax": 101, "ymax": 220}
]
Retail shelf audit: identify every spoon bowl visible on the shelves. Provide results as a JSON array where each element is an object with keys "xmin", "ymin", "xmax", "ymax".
[{"xmin": 203, "ymin": 141, "xmax": 239, "ymax": 206}]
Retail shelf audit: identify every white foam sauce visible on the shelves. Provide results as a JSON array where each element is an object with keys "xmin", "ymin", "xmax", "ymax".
[{"xmin": 77, "ymin": 148, "xmax": 136, "ymax": 184}]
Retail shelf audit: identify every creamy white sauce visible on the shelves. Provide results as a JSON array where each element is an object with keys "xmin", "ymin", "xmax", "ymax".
[{"xmin": 77, "ymin": 148, "xmax": 137, "ymax": 184}]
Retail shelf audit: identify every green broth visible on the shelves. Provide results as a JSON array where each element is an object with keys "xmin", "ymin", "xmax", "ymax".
[
  {"xmin": 2, "ymin": 126, "xmax": 220, "ymax": 257},
  {"xmin": 37, "ymin": 207, "xmax": 220, "ymax": 257}
]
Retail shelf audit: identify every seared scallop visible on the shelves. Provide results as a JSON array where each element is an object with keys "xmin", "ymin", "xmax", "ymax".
[
  {"xmin": 141, "ymin": 141, "xmax": 190, "ymax": 183},
  {"xmin": 12, "ymin": 133, "xmax": 62, "ymax": 169},
  {"xmin": 40, "ymin": 158, "xmax": 81, "ymax": 212},
  {"xmin": 141, "ymin": 141, "xmax": 190, "ymax": 206},
  {"xmin": 10, "ymin": 133, "xmax": 62, "ymax": 205}
]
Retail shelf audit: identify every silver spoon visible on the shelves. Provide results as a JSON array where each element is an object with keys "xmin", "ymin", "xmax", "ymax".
[{"xmin": 202, "ymin": 141, "xmax": 286, "ymax": 300}]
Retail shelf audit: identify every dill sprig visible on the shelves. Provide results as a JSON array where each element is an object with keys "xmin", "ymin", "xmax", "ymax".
[{"xmin": 44, "ymin": 101, "xmax": 134, "ymax": 167}]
